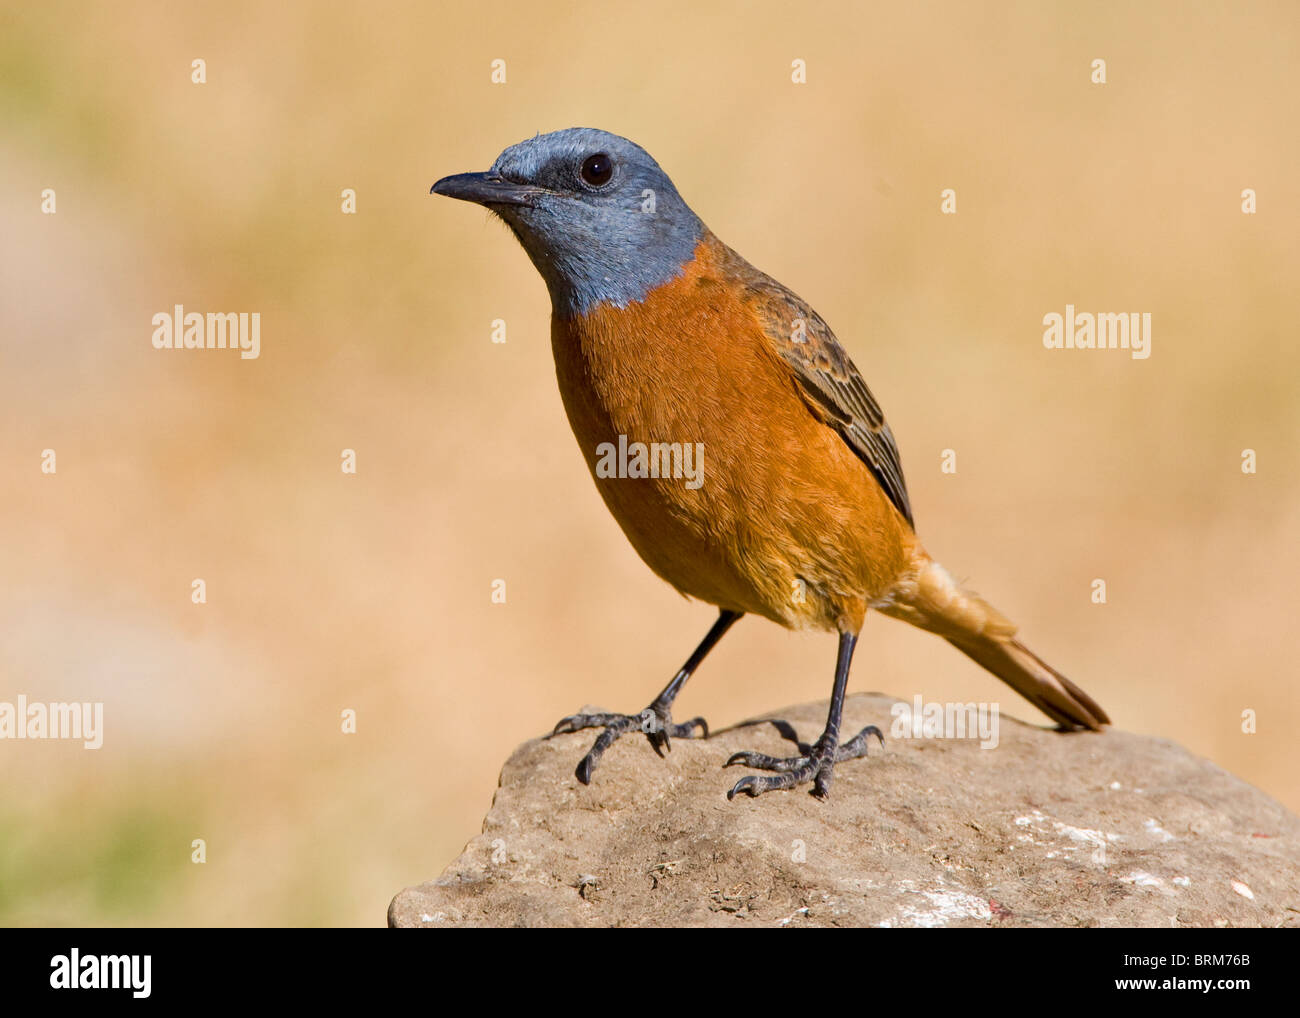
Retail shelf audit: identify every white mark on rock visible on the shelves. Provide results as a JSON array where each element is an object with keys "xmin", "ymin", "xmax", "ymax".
[
  {"xmin": 1120, "ymin": 871, "xmax": 1163, "ymax": 888},
  {"xmin": 1056, "ymin": 823, "xmax": 1112, "ymax": 848},
  {"xmin": 880, "ymin": 886, "xmax": 993, "ymax": 928},
  {"xmin": 1173, "ymin": 876, "xmax": 1190, "ymax": 887},
  {"xmin": 1144, "ymin": 818, "xmax": 1174, "ymax": 843},
  {"xmin": 1232, "ymin": 881, "xmax": 1255, "ymax": 900},
  {"xmin": 1014, "ymin": 810, "xmax": 1121, "ymax": 859}
]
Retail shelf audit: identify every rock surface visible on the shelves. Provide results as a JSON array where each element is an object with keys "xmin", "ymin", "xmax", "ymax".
[{"xmin": 390, "ymin": 694, "xmax": 1300, "ymax": 928}]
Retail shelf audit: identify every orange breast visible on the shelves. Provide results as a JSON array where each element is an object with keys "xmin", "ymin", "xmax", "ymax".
[{"xmin": 550, "ymin": 237, "xmax": 914, "ymax": 632}]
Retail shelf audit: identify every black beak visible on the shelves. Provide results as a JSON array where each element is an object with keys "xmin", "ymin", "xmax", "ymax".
[{"xmin": 430, "ymin": 171, "xmax": 539, "ymax": 207}]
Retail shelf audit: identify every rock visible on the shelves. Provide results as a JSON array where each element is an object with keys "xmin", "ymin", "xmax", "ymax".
[{"xmin": 389, "ymin": 693, "xmax": 1300, "ymax": 928}]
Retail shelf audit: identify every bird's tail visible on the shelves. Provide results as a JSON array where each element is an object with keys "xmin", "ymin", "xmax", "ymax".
[{"xmin": 877, "ymin": 552, "xmax": 1109, "ymax": 730}]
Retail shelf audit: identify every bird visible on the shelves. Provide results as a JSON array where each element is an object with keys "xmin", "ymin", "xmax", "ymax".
[{"xmin": 431, "ymin": 127, "xmax": 1109, "ymax": 800}]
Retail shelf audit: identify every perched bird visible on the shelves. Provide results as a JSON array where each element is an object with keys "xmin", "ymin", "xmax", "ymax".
[{"xmin": 431, "ymin": 128, "xmax": 1109, "ymax": 800}]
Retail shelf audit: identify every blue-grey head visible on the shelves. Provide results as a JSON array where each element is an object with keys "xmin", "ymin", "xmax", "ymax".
[{"xmin": 431, "ymin": 128, "xmax": 704, "ymax": 318}]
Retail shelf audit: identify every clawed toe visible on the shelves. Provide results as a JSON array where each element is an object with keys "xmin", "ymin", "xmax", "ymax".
[
  {"xmin": 726, "ymin": 755, "xmax": 828, "ymax": 800},
  {"xmin": 724, "ymin": 724, "xmax": 884, "ymax": 800},
  {"xmin": 836, "ymin": 724, "xmax": 884, "ymax": 761},
  {"xmin": 724, "ymin": 750, "xmax": 803, "ymax": 772},
  {"xmin": 550, "ymin": 705, "xmax": 709, "ymax": 784},
  {"xmin": 551, "ymin": 712, "xmax": 630, "ymax": 737}
]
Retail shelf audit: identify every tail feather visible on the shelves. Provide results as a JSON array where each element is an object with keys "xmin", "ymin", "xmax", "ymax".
[
  {"xmin": 946, "ymin": 634, "xmax": 1109, "ymax": 730},
  {"xmin": 879, "ymin": 553, "xmax": 1110, "ymax": 731}
]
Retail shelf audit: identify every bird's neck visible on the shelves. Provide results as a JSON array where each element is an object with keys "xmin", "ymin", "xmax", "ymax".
[{"xmin": 526, "ymin": 219, "xmax": 707, "ymax": 321}]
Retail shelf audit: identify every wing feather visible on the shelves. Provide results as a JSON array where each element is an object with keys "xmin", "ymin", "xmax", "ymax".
[{"xmin": 716, "ymin": 241, "xmax": 914, "ymax": 528}]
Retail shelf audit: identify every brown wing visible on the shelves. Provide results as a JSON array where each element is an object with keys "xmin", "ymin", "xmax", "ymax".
[{"xmin": 718, "ymin": 242, "xmax": 915, "ymax": 528}]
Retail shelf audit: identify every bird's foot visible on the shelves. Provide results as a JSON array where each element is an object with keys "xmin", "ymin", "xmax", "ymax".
[
  {"xmin": 724, "ymin": 725, "xmax": 883, "ymax": 800},
  {"xmin": 550, "ymin": 702, "xmax": 708, "ymax": 785}
]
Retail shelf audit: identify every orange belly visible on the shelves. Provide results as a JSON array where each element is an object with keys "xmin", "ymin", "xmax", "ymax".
[{"xmin": 550, "ymin": 242, "xmax": 914, "ymax": 633}]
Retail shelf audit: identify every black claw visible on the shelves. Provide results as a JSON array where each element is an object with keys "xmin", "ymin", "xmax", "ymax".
[
  {"xmin": 667, "ymin": 717, "xmax": 707, "ymax": 741},
  {"xmin": 834, "ymin": 724, "xmax": 885, "ymax": 762},
  {"xmin": 727, "ymin": 775, "xmax": 761, "ymax": 800},
  {"xmin": 857, "ymin": 724, "xmax": 884, "ymax": 747},
  {"xmin": 575, "ymin": 756, "xmax": 594, "ymax": 785}
]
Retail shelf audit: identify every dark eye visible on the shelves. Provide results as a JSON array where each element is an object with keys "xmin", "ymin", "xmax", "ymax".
[{"xmin": 580, "ymin": 153, "xmax": 614, "ymax": 187}]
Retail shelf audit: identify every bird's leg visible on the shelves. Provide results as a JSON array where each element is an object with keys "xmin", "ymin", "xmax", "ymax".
[
  {"xmin": 551, "ymin": 609, "xmax": 742, "ymax": 785},
  {"xmin": 726, "ymin": 629, "xmax": 883, "ymax": 800}
]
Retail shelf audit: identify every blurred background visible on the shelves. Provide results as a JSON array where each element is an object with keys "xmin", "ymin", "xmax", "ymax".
[{"xmin": 1, "ymin": 1, "xmax": 1296, "ymax": 926}]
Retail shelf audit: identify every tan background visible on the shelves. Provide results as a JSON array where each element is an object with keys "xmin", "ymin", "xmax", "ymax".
[{"xmin": 1, "ymin": 1, "xmax": 1296, "ymax": 925}]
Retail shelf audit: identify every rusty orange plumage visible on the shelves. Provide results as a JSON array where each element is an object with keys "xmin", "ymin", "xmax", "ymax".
[{"xmin": 553, "ymin": 232, "xmax": 914, "ymax": 632}]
